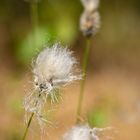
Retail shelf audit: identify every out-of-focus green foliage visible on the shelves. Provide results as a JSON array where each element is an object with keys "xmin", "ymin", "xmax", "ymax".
[
  {"xmin": 12, "ymin": 0, "xmax": 82, "ymax": 66},
  {"xmin": 16, "ymin": 26, "xmax": 54, "ymax": 65},
  {"xmin": 8, "ymin": 98, "xmax": 22, "ymax": 114},
  {"xmin": 54, "ymin": 17, "xmax": 78, "ymax": 44},
  {"xmin": 88, "ymin": 108, "xmax": 108, "ymax": 127},
  {"xmin": 7, "ymin": 130, "xmax": 22, "ymax": 140},
  {"xmin": 0, "ymin": 0, "xmax": 140, "ymax": 67}
]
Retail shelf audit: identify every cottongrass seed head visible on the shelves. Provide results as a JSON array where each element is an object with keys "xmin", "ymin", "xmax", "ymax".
[
  {"xmin": 80, "ymin": 0, "xmax": 100, "ymax": 37},
  {"xmin": 62, "ymin": 124, "xmax": 115, "ymax": 140},
  {"xmin": 24, "ymin": 43, "xmax": 81, "ymax": 123},
  {"xmin": 33, "ymin": 43, "xmax": 81, "ymax": 92},
  {"xmin": 80, "ymin": 11, "xmax": 100, "ymax": 37},
  {"xmin": 81, "ymin": 0, "xmax": 100, "ymax": 12}
]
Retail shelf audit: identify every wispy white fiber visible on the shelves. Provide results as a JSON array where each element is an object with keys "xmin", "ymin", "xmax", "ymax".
[
  {"xmin": 62, "ymin": 124, "xmax": 114, "ymax": 140},
  {"xmin": 33, "ymin": 43, "xmax": 81, "ymax": 92},
  {"xmin": 24, "ymin": 43, "xmax": 81, "ymax": 122},
  {"xmin": 81, "ymin": 0, "xmax": 100, "ymax": 12}
]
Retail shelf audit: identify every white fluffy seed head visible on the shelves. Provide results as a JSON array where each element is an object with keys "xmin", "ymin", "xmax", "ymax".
[
  {"xmin": 24, "ymin": 43, "xmax": 81, "ymax": 125},
  {"xmin": 80, "ymin": 11, "xmax": 100, "ymax": 37},
  {"xmin": 33, "ymin": 43, "xmax": 81, "ymax": 93},
  {"xmin": 62, "ymin": 124, "xmax": 114, "ymax": 140},
  {"xmin": 62, "ymin": 125, "xmax": 93, "ymax": 140},
  {"xmin": 81, "ymin": 0, "xmax": 100, "ymax": 12}
]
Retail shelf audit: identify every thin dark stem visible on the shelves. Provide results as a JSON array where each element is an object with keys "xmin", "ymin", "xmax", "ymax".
[
  {"xmin": 22, "ymin": 1, "xmax": 39, "ymax": 140},
  {"xmin": 22, "ymin": 113, "xmax": 34, "ymax": 140},
  {"xmin": 22, "ymin": 93, "xmax": 41, "ymax": 140},
  {"xmin": 76, "ymin": 38, "xmax": 91, "ymax": 124}
]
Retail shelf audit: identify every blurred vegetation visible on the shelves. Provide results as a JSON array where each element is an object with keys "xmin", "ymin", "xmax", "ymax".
[
  {"xmin": 0, "ymin": 0, "xmax": 140, "ymax": 68},
  {"xmin": 88, "ymin": 108, "xmax": 108, "ymax": 127},
  {"xmin": 0, "ymin": 0, "xmax": 82, "ymax": 67},
  {"xmin": 0, "ymin": 0, "xmax": 140, "ymax": 140}
]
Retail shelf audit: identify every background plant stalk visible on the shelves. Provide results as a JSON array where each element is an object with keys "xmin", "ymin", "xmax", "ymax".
[
  {"xmin": 76, "ymin": 38, "xmax": 91, "ymax": 124},
  {"xmin": 22, "ymin": 2, "xmax": 39, "ymax": 139}
]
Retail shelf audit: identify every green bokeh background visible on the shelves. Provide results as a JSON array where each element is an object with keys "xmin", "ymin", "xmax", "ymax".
[{"xmin": 0, "ymin": 0, "xmax": 140, "ymax": 139}]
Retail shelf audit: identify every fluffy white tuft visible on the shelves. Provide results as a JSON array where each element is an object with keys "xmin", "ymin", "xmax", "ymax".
[
  {"xmin": 81, "ymin": 0, "xmax": 100, "ymax": 12},
  {"xmin": 24, "ymin": 43, "xmax": 81, "ymax": 122},
  {"xmin": 62, "ymin": 124, "xmax": 114, "ymax": 140},
  {"xmin": 33, "ymin": 43, "xmax": 81, "ymax": 93}
]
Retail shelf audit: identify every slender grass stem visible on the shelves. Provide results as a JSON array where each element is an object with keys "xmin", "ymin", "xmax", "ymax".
[
  {"xmin": 30, "ymin": 2, "xmax": 39, "ymax": 48},
  {"xmin": 22, "ymin": 92, "xmax": 41, "ymax": 140},
  {"xmin": 22, "ymin": 2, "xmax": 39, "ymax": 140},
  {"xmin": 76, "ymin": 38, "xmax": 91, "ymax": 124},
  {"xmin": 22, "ymin": 113, "xmax": 34, "ymax": 140}
]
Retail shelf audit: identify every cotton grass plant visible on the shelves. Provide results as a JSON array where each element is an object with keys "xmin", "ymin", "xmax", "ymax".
[
  {"xmin": 21, "ymin": 0, "xmax": 114, "ymax": 140},
  {"xmin": 61, "ymin": 0, "xmax": 115, "ymax": 140},
  {"xmin": 22, "ymin": 0, "xmax": 81, "ymax": 139},
  {"xmin": 80, "ymin": 0, "xmax": 100, "ymax": 37},
  {"xmin": 22, "ymin": 43, "xmax": 82, "ymax": 140},
  {"xmin": 62, "ymin": 124, "xmax": 114, "ymax": 140},
  {"xmin": 77, "ymin": 0, "xmax": 101, "ymax": 123},
  {"xmin": 22, "ymin": 0, "xmax": 39, "ymax": 139}
]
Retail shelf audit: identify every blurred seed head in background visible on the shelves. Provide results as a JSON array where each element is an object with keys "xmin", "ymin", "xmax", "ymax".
[
  {"xmin": 80, "ymin": 11, "xmax": 100, "ymax": 38},
  {"xmin": 62, "ymin": 124, "xmax": 114, "ymax": 140},
  {"xmin": 81, "ymin": 0, "xmax": 99, "ymax": 12},
  {"xmin": 80, "ymin": 0, "xmax": 100, "ymax": 37}
]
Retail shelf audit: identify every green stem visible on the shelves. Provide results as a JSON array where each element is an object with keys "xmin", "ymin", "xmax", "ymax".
[
  {"xmin": 76, "ymin": 38, "xmax": 91, "ymax": 124},
  {"xmin": 22, "ymin": 113, "xmax": 34, "ymax": 140},
  {"xmin": 22, "ymin": 93, "xmax": 41, "ymax": 140},
  {"xmin": 30, "ymin": 2, "xmax": 39, "ymax": 48},
  {"xmin": 22, "ymin": 3, "xmax": 39, "ymax": 139}
]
